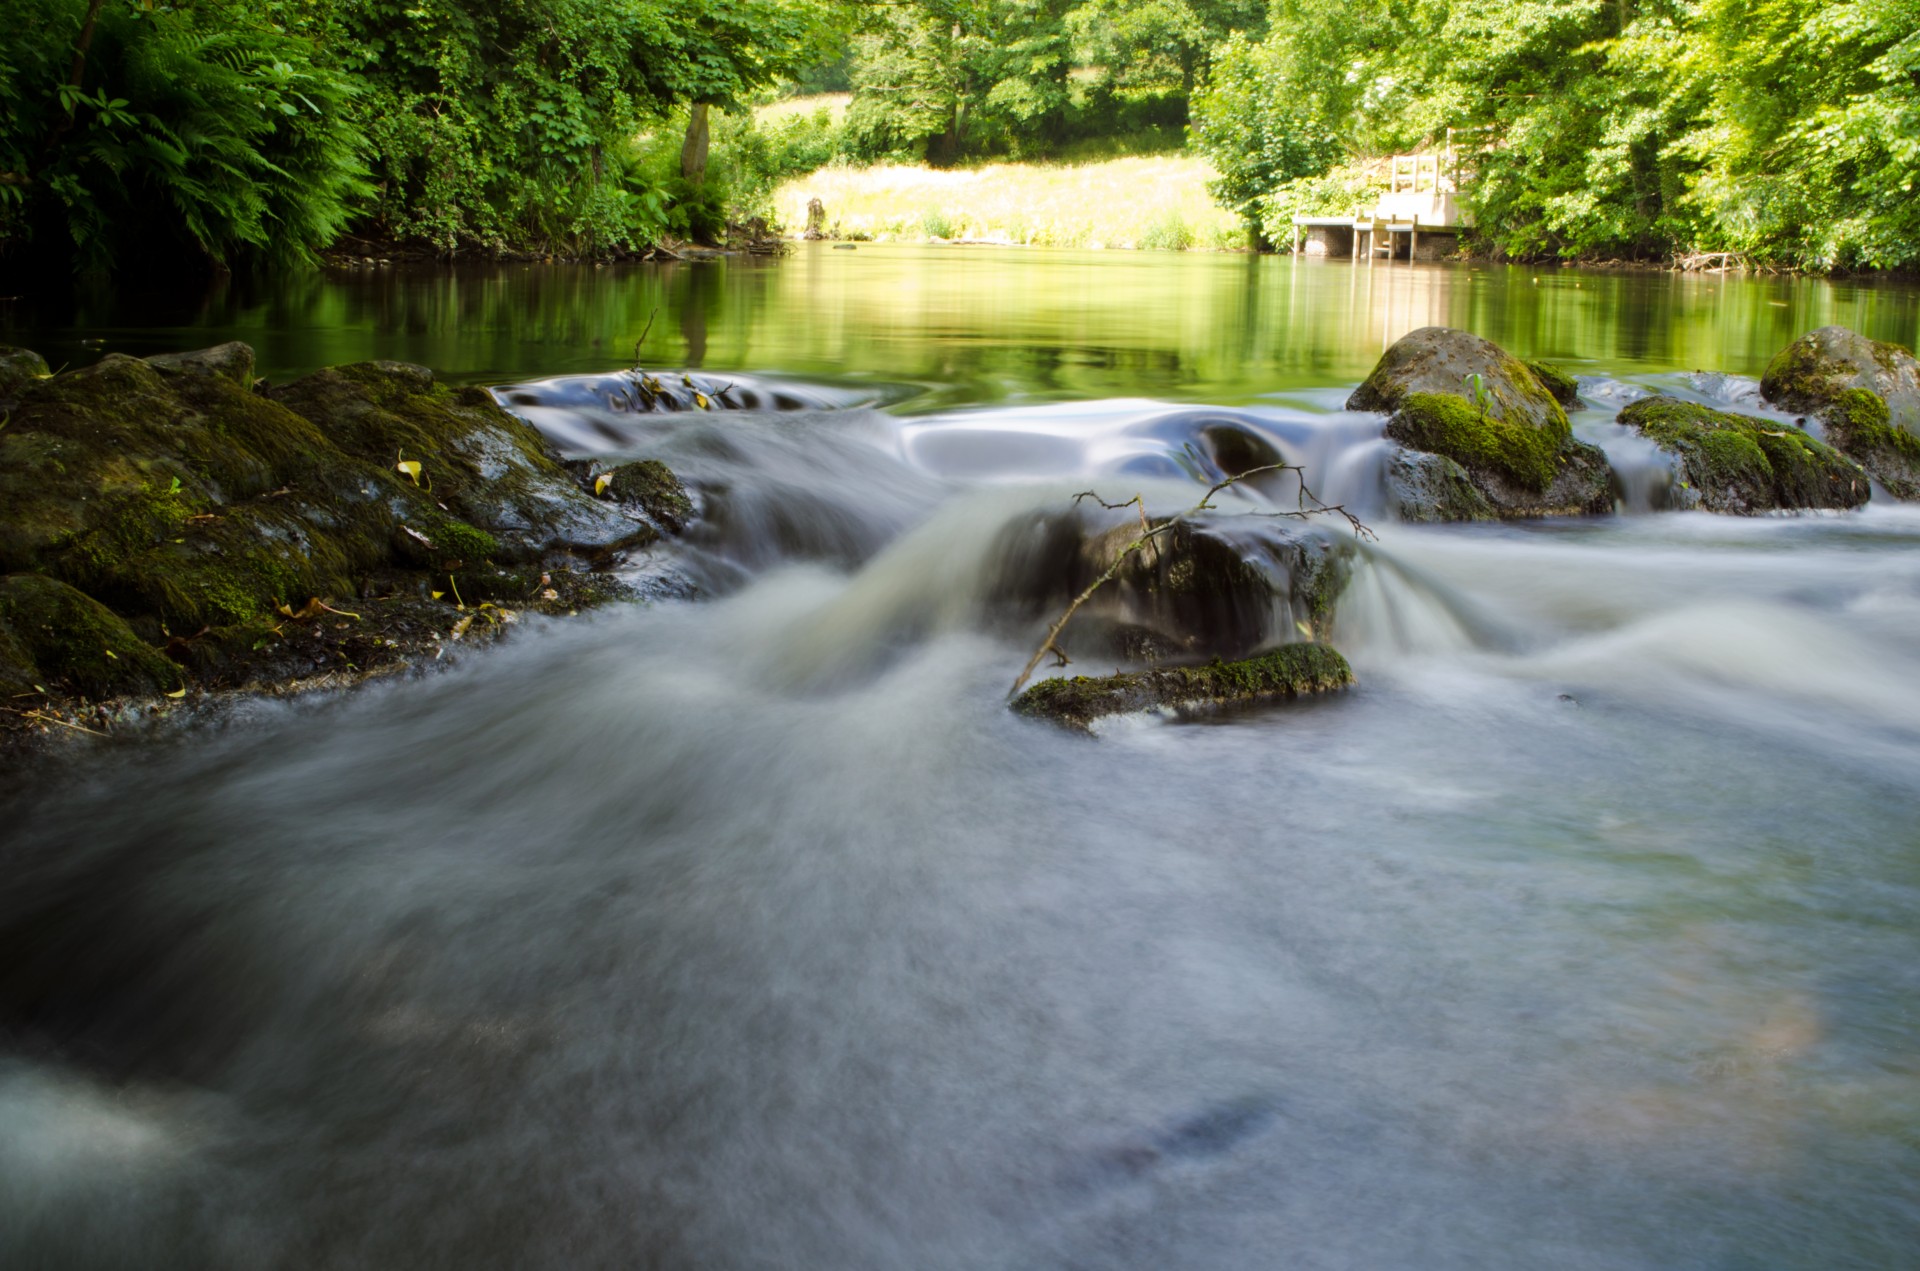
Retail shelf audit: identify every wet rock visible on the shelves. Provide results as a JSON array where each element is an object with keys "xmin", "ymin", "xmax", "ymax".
[
  {"xmin": 990, "ymin": 510, "xmax": 1357, "ymax": 662},
  {"xmin": 146, "ymin": 341, "xmax": 255, "ymax": 387},
  {"xmin": 0, "ymin": 574, "xmax": 178, "ymax": 698},
  {"xmin": 1616, "ymin": 396, "xmax": 1868, "ymax": 513},
  {"xmin": 0, "ymin": 344, "xmax": 653, "ymax": 726},
  {"xmin": 1386, "ymin": 449, "xmax": 1498, "ymax": 522},
  {"xmin": 1350, "ymin": 327, "xmax": 1612, "ymax": 519},
  {"xmin": 1012, "ymin": 643, "xmax": 1354, "ymax": 732},
  {"xmin": 601, "ymin": 459, "xmax": 695, "ymax": 532},
  {"xmin": 0, "ymin": 346, "xmax": 50, "ymax": 403},
  {"xmin": 1821, "ymin": 387, "xmax": 1920, "ymax": 501},
  {"xmin": 1760, "ymin": 327, "xmax": 1920, "ymax": 499},
  {"xmin": 270, "ymin": 363, "xmax": 653, "ymax": 559}
]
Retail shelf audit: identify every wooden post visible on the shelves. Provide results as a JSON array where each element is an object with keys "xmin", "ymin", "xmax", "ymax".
[{"xmin": 1410, "ymin": 213, "xmax": 1419, "ymax": 264}]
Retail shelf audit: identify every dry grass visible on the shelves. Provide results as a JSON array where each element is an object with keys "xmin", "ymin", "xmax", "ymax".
[
  {"xmin": 772, "ymin": 155, "xmax": 1247, "ymax": 251},
  {"xmin": 755, "ymin": 93, "xmax": 852, "ymax": 124}
]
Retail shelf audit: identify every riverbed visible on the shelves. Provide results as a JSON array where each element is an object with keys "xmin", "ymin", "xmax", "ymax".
[{"xmin": 2, "ymin": 247, "xmax": 1918, "ymax": 1269}]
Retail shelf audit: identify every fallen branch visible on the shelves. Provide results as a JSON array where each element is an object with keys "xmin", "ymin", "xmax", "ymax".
[{"xmin": 1009, "ymin": 462, "xmax": 1373, "ymax": 698}]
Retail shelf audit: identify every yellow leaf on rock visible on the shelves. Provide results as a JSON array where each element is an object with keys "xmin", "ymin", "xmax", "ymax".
[
  {"xmin": 595, "ymin": 472, "xmax": 614, "ymax": 496},
  {"xmin": 396, "ymin": 459, "xmax": 422, "ymax": 484}
]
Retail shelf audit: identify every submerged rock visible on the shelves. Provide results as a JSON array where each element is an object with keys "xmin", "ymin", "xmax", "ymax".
[
  {"xmin": 1350, "ymin": 327, "xmax": 1612, "ymax": 520},
  {"xmin": 1760, "ymin": 327, "xmax": 1920, "ymax": 499},
  {"xmin": 1616, "ymin": 396, "xmax": 1868, "ymax": 513},
  {"xmin": 0, "ymin": 344, "xmax": 669, "ymax": 723},
  {"xmin": 1012, "ymin": 643, "xmax": 1354, "ymax": 731}
]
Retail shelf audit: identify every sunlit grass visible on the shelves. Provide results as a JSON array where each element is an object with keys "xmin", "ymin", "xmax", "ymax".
[
  {"xmin": 772, "ymin": 155, "xmax": 1248, "ymax": 251},
  {"xmin": 755, "ymin": 93, "xmax": 852, "ymax": 124}
]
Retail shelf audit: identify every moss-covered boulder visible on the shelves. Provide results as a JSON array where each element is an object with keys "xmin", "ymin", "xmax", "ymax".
[
  {"xmin": 1524, "ymin": 359, "xmax": 1582, "ymax": 409},
  {"xmin": 1012, "ymin": 643, "xmax": 1354, "ymax": 731},
  {"xmin": 1350, "ymin": 327, "xmax": 1612, "ymax": 519},
  {"xmin": 269, "ymin": 362, "xmax": 651, "ymax": 559},
  {"xmin": 0, "ymin": 346, "xmax": 51, "ymax": 403},
  {"xmin": 0, "ymin": 574, "xmax": 179, "ymax": 698},
  {"xmin": 597, "ymin": 458, "xmax": 695, "ymax": 532},
  {"xmin": 990, "ymin": 510, "xmax": 1356, "ymax": 662},
  {"xmin": 1759, "ymin": 327, "xmax": 1920, "ymax": 500},
  {"xmin": 1821, "ymin": 388, "xmax": 1920, "ymax": 501},
  {"xmin": 0, "ymin": 344, "xmax": 672, "ymax": 712},
  {"xmin": 1616, "ymin": 396, "xmax": 1868, "ymax": 513}
]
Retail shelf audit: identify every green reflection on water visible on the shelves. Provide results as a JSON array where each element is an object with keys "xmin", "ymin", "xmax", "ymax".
[{"xmin": 6, "ymin": 244, "xmax": 1919, "ymax": 406}]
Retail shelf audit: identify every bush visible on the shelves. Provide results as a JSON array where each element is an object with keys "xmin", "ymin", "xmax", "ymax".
[{"xmin": 0, "ymin": 0, "xmax": 365, "ymax": 277}]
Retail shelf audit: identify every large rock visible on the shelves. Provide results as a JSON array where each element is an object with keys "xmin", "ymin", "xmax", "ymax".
[
  {"xmin": 1012, "ymin": 643, "xmax": 1354, "ymax": 732},
  {"xmin": 0, "ymin": 345, "xmax": 666, "ymax": 700},
  {"xmin": 988, "ymin": 509, "xmax": 1357, "ymax": 663},
  {"xmin": 0, "ymin": 346, "xmax": 50, "ymax": 403},
  {"xmin": 1760, "ymin": 326, "xmax": 1920, "ymax": 499},
  {"xmin": 1350, "ymin": 327, "xmax": 1612, "ymax": 519},
  {"xmin": 1616, "ymin": 396, "xmax": 1868, "ymax": 513}
]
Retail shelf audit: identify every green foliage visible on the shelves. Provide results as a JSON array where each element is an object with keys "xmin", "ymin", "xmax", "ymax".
[
  {"xmin": 1, "ymin": 0, "xmax": 366, "ymax": 275},
  {"xmin": 1196, "ymin": 0, "xmax": 1920, "ymax": 269},
  {"xmin": 1188, "ymin": 33, "xmax": 1343, "ymax": 221}
]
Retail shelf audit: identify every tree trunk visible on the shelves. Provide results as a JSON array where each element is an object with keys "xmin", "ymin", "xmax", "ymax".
[{"xmin": 680, "ymin": 103, "xmax": 710, "ymax": 185}]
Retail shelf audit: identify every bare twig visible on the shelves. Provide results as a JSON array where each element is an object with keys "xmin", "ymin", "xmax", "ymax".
[
  {"xmin": 630, "ymin": 309, "xmax": 657, "ymax": 371},
  {"xmin": 1009, "ymin": 463, "xmax": 1373, "ymax": 699}
]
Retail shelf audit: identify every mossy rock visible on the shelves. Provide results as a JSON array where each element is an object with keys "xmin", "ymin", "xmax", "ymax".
[
  {"xmin": 1524, "ymin": 359, "xmax": 1581, "ymax": 408},
  {"xmin": 0, "ymin": 346, "xmax": 51, "ymax": 403},
  {"xmin": 0, "ymin": 344, "xmax": 662, "ymax": 718},
  {"xmin": 0, "ymin": 574, "xmax": 177, "ymax": 698},
  {"xmin": 1350, "ymin": 327, "xmax": 1610, "ymax": 519},
  {"xmin": 601, "ymin": 459, "xmax": 694, "ymax": 532},
  {"xmin": 1616, "ymin": 396, "xmax": 1868, "ymax": 513},
  {"xmin": 1349, "ymin": 326, "xmax": 1570, "ymax": 434},
  {"xmin": 1760, "ymin": 326, "xmax": 1920, "ymax": 432},
  {"xmin": 990, "ymin": 510, "xmax": 1357, "ymax": 662},
  {"xmin": 1012, "ymin": 643, "xmax": 1355, "ymax": 732},
  {"xmin": 146, "ymin": 342, "xmax": 255, "ymax": 387},
  {"xmin": 270, "ymin": 363, "xmax": 651, "ymax": 558},
  {"xmin": 1821, "ymin": 388, "xmax": 1920, "ymax": 500},
  {"xmin": 1387, "ymin": 392, "xmax": 1563, "ymax": 493}
]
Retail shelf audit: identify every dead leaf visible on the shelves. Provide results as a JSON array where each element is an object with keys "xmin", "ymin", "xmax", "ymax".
[
  {"xmin": 396, "ymin": 459, "xmax": 423, "ymax": 484},
  {"xmin": 595, "ymin": 472, "xmax": 614, "ymax": 496}
]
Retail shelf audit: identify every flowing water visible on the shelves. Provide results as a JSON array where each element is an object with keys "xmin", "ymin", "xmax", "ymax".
[{"xmin": 3, "ymin": 248, "xmax": 1920, "ymax": 1269}]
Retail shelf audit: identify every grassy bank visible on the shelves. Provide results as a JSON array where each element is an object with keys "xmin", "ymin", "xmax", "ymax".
[{"xmin": 772, "ymin": 155, "xmax": 1246, "ymax": 251}]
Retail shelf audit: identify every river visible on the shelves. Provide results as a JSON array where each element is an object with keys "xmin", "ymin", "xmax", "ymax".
[{"xmin": 3, "ymin": 246, "xmax": 1918, "ymax": 1269}]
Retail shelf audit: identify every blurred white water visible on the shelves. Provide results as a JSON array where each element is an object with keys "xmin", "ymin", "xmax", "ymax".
[{"xmin": 3, "ymin": 371, "xmax": 1919, "ymax": 1271}]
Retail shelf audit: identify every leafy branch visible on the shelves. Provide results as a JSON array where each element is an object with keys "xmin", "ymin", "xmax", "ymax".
[{"xmin": 1008, "ymin": 461, "xmax": 1373, "ymax": 698}]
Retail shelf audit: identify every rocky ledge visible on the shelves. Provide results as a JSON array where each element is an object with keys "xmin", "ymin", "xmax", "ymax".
[{"xmin": 0, "ymin": 342, "xmax": 692, "ymax": 757}]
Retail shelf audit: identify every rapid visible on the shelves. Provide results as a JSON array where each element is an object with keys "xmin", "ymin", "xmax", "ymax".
[{"xmin": 2, "ymin": 248, "xmax": 1918, "ymax": 1268}]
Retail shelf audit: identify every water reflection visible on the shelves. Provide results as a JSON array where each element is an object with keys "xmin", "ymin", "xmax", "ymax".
[{"xmin": 5, "ymin": 246, "xmax": 1918, "ymax": 402}]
